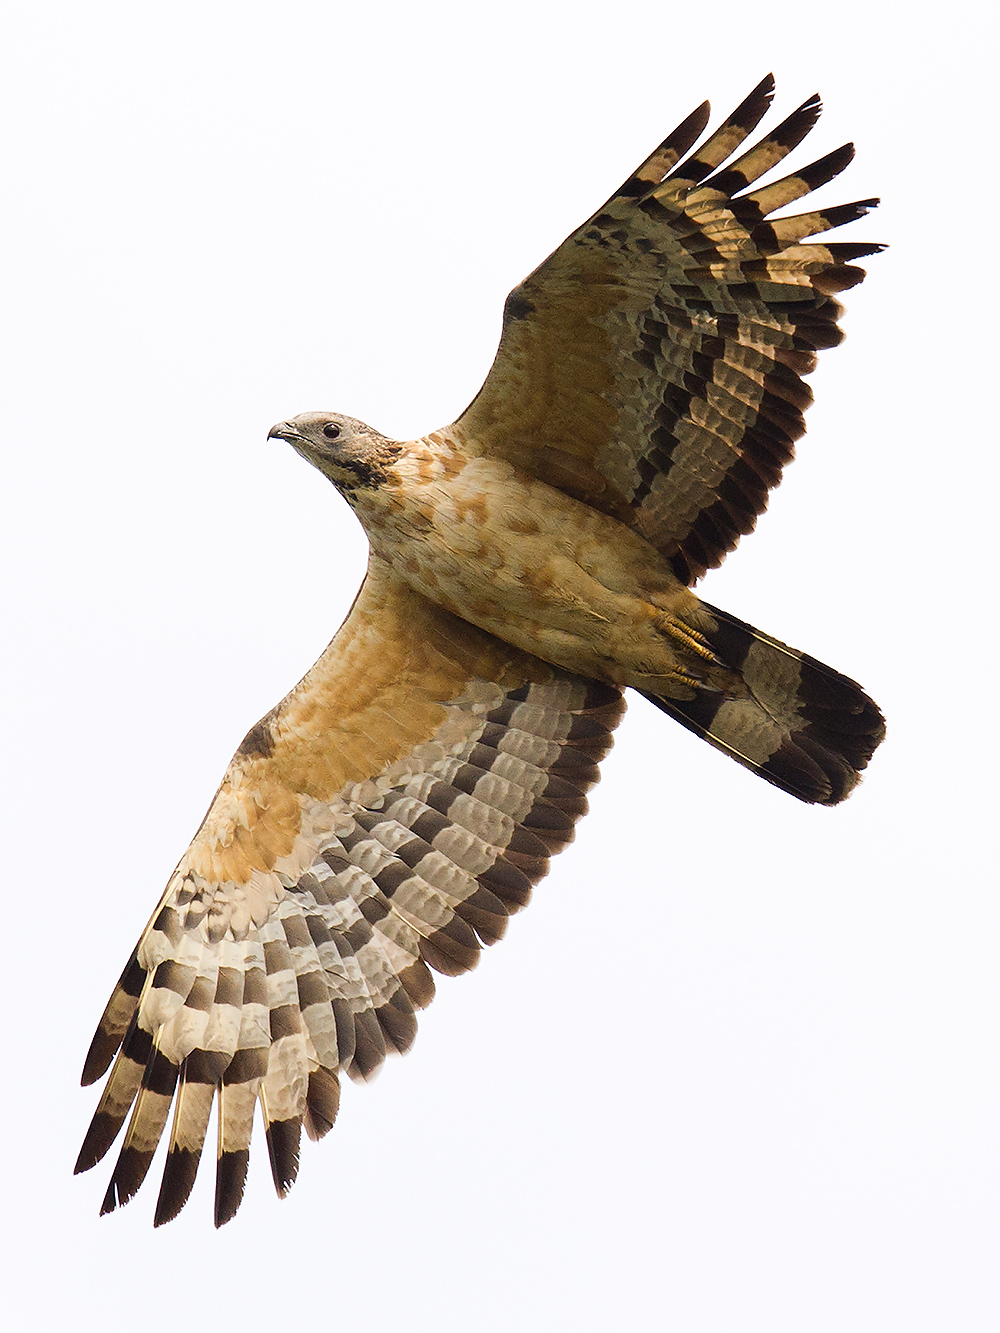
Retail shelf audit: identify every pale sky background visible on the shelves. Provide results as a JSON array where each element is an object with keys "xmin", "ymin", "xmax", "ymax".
[{"xmin": 3, "ymin": 2, "xmax": 996, "ymax": 1330}]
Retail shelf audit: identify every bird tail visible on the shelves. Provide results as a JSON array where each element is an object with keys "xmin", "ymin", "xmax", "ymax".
[{"xmin": 641, "ymin": 601, "xmax": 885, "ymax": 805}]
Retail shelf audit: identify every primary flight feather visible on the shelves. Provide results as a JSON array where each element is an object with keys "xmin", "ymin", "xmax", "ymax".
[{"xmin": 78, "ymin": 75, "xmax": 885, "ymax": 1225}]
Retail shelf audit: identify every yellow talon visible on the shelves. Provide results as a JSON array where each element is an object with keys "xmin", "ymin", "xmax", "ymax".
[
  {"xmin": 670, "ymin": 665, "xmax": 708, "ymax": 690},
  {"xmin": 653, "ymin": 613, "xmax": 722, "ymax": 664}
]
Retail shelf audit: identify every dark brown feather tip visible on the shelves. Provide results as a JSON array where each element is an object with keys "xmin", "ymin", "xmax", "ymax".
[
  {"xmin": 104, "ymin": 1145, "xmax": 156, "ymax": 1211},
  {"xmin": 670, "ymin": 75, "xmax": 777, "ymax": 187},
  {"xmin": 375, "ymin": 990, "xmax": 420, "ymax": 1053},
  {"xmin": 350, "ymin": 1009, "xmax": 388, "ymax": 1077},
  {"xmin": 75, "ymin": 1112, "xmax": 124, "ymax": 1174},
  {"xmin": 154, "ymin": 1148, "xmax": 202, "ymax": 1227},
  {"xmin": 215, "ymin": 1149, "xmax": 250, "ymax": 1228},
  {"xmin": 264, "ymin": 1117, "xmax": 301, "ymax": 1197},
  {"xmin": 81, "ymin": 955, "xmax": 146, "ymax": 1085},
  {"xmin": 304, "ymin": 1068, "xmax": 341, "ymax": 1141}
]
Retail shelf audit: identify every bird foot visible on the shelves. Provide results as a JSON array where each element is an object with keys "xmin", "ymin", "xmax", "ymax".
[{"xmin": 652, "ymin": 612, "xmax": 722, "ymax": 664}]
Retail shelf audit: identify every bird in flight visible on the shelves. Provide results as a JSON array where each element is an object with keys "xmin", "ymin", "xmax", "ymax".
[{"xmin": 77, "ymin": 75, "xmax": 885, "ymax": 1226}]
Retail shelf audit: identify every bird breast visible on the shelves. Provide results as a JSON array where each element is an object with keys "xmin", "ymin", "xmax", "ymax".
[{"xmin": 349, "ymin": 443, "xmax": 697, "ymax": 684}]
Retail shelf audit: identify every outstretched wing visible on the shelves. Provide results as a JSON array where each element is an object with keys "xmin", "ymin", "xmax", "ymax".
[
  {"xmin": 76, "ymin": 557, "xmax": 624, "ymax": 1225},
  {"xmin": 454, "ymin": 75, "xmax": 882, "ymax": 584}
]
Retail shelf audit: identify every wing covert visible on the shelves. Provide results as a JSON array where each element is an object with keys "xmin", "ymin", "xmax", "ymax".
[
  {"xmin": 453, "ymin": 75, "xmax": 882, "ymax": 583},
  {"xmin": 76, "ymin": 558, "xmax": 625, "ymax": 1224}
]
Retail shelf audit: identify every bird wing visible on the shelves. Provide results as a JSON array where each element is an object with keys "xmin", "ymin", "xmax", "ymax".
[
  {"xmin": 77, "ymin": 557, "xmax": 624, "ymax": 1225},
  {"xmin": 453, "ymin": 75, "xmax": 882, "ymax": 584}
]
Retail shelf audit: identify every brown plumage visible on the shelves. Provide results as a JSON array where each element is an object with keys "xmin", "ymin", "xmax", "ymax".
[{"xmin": 77, "ymin": 76, "xmax": 885, "ymax": 1225}]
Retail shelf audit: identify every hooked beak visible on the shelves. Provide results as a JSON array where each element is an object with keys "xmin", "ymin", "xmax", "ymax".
[{"xmin": 267, "ymin": 421, "xmax": 307, "ymax": 443}]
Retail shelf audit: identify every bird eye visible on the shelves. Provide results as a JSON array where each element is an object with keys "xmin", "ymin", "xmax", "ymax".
[{"xmin": 323, "ymin": 423, "xmax": 341, "ymax": 440}]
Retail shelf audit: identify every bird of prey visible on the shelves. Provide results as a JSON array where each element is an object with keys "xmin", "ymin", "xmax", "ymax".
[{"xmin": 77, "ymin": 75, "xmax": 885, "ymax": 1226}]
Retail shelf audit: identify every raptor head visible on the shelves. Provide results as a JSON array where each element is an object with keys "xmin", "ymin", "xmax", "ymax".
[{"xmin": 268, "ymin": 411, "xmax": 403, "ymax": 496}]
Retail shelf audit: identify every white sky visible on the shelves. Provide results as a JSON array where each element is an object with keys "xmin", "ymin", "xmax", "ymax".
[{"xmin": 3, "ymin": 2, "xmax": 996, "ymax": 1330}]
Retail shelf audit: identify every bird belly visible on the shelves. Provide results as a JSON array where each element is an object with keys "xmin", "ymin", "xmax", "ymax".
[{"xmin": 364, "ymin": 455, "xmax": 717, "ymax": 693}]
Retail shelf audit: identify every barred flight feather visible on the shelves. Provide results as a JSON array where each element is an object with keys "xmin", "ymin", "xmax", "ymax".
[
  {"xmin": 458, "ymin": 73, "xmax": 884, "ymax": 584},
  {"xmin": 79, "ymin": 561, "xmax": 626, "ymax": 1223}
]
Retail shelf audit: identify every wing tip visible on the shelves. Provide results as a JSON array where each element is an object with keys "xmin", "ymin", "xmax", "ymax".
[
  {"xmin": 264, "ymin": 1116, "xmax": 302, "ymax": 1198},
  {"xmin": 214, "ymin": 1148, "xmax": 250, "ymax": 1228},
  {"xmin": 153, "ymin": 1146, "xmax": 202, "ymax": 1227},
  {"xmin": 737, "ymin": 72, "xmax": 777, "ymax": 123}
]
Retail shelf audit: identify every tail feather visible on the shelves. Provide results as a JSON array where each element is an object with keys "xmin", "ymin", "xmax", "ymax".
[{"xmin": 644, "ymin": 601, "xmax": 884, "ymax": 805}]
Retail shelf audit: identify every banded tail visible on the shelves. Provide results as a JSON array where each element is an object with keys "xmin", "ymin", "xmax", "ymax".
[{"xmin": 644, "ymin": 602, "xmax": 885, "ymax": 805}]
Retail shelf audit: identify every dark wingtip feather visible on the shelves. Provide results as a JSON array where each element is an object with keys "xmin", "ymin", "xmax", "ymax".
[
  {"xmin": 154, "ymin": 1148, "xmax": 201, "ymax": 1227},
  {"xmin": 81, "ymin": 1029, "xmax": 124, "ymax": 1087},
  {"xmin": 81, "ymin": 956, "xmax": 146, "ymax": 1084},
  {"xmin": 609, "ymin": 99, "xmax": 711, "ymax": 203},
  {"xmin": 814, "ymin": 263, "xmax": 871, "ymax": 294},
  {"xmin": 827, "ymin": 241, "xmax": 887, "ymax": 260},
  {"xmin": 750, "ymin": 72, "xmax": 776, "ymax": 104},
  {"xmin": 102, "ymin": 1145, "xmax": 156, "ymax": 1213},
  {"xmin": 264, "ymin": 1117, "xmax": 301, "ymax": 1198},
  {"xmin": 682, "ymin": 99, "xmax": 712, "ymax": 133},
  {"xmin": 827, "ymin": 197, "xmax": 880, "ymax": 225},
  {"xmin": 765, "ymin": 90, "xmax": 822, "ymax": 149},
  {"xmin": 799, "ymin": 142, "xmax": 856, "ymax": 192},
  {"xmin": 666, "ymin": 76, "xmax": 777, "ymax": 191},
  {"xmin": 214, "ymin": 1149, "xmax": 250, "ymax": 1227},
  {"xmin": 707, "ymin": 92, "xmax": 822, "ymax": 198},
  {"xmin": 734, "ymin": 74, "xmax": 777, "ymax": 128},
  {"xmin": 75, "ymin": 1115, "xmax": 118, "ymax": 1175},
  {"xmin": 654, "ymin": 99, "xmax": 713, "ymax": 164},
  {"xmin": 374, "ymin": 990, "xmax": 419, "ymax": 1054},
  {"xmin": 303, "ymin": 1068, "xmax": 341, "ymax": 1141}
]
